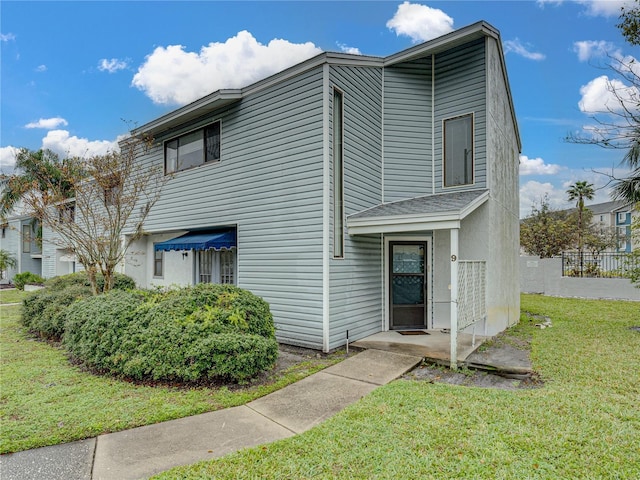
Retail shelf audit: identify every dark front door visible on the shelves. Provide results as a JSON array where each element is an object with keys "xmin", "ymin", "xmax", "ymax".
[{"xmin": 390, "ymin": 241, "xmax": 427, "ymax": 330}]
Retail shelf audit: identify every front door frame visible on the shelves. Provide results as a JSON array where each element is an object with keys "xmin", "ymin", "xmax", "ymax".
[{"xmin": 384, "ymin": 235, "xmax": 432, "ymax": 331}]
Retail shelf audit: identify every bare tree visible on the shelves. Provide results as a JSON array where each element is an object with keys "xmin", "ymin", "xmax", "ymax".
[{"xmin": 18, "ymin": 135, "xmax": 167, "ymax": 294}]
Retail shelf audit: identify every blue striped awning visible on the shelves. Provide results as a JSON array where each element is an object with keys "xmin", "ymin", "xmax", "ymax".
[{"xmin": 154, "ymin": 229, "xmax": 236, "ymax": 252}]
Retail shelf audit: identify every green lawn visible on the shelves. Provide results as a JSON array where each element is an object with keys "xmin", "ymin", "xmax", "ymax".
[
  {"xmin": 155, "ymin": 295, "xmax": 640, "ymax": 479},
  {"xmin": 0, "ymin": 303, "xmax": 343, "ymax": 454},
  {"xmin": 0, "ymin": 288, "xmax": 27, "ymax": 305}
]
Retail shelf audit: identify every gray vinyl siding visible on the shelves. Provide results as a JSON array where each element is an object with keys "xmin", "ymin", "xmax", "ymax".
[
  {"xmin": 329, "ymin": 65, "xmax": 384, "ymax": 350},
  {"xmin": 383, "ymin": 59, "xmax": 432, "ymax": 202},
  {"xmin": 139, "ymin": 67, "xmax": 326, "ymax": 349},
  {"xmin": 434, "ymin": 38, "xmax": 487, "ymax": 193}
]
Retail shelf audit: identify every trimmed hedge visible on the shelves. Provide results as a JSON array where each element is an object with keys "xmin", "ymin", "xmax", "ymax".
[
  {"xmin": 21, "ymin": 271, "xmax": 136, "ymax": 340},
  {"xmin": 64, "ymin": 290, "xmax": 145, "ymax": 371},
  {"xmin": 44, "ymin": 271, "xmax": 136, "ymax": 292},
  {"xmin": 63, "ymin": 283, "xmax": 278, "ymax": 383},
  {"xmin": 22, "ymin": 284, "xmax": 92, "ymax": 339},
  {"xmin": 13, "ymin": 272, "xmax": 44, "ymax": 290}
]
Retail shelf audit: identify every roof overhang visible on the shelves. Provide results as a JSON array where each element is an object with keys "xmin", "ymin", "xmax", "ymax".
[
  {"xmin": 384, "ymin": 21, "xmax": 499, "ymax": 67},
  {"xmin": 133, "ymin": 90, "xmax": 243, "ymax": 138},
  {"xmin": 347, "ymin": 190, "xmax": 489, "ymax": 235}
]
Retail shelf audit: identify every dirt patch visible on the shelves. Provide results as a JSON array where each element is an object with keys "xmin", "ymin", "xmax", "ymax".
[
  {"xmin": 404, "ymin": 364, "xmax": 542, "ymax": 390},
  {"xmin": 403, "ymin": 329, "xmax": 543, "ymax": 390}
]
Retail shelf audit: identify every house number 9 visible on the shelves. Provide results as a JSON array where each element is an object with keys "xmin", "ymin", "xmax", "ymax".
[{"xmin": 451, "ymin": 255, "xmax": 457, "ymax": 262}]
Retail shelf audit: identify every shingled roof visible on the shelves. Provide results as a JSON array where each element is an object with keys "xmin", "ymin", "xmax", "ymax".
[{"xmin": 347, "ymin": 189, "xmax": 490, "ymax": 234}]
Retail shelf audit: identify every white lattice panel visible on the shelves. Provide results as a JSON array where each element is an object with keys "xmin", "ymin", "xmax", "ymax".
[{"xmin": 457, "ymin": 261, "xmax": 486, "ymax": 331}]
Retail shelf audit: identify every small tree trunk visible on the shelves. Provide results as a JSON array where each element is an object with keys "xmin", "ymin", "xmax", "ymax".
[
  {"xmin": 86, "ymin": 265, "xmax": 99, "ymax": 295},
  {"xmin": 102, "ymin": 267, "xmax": 115, "ymax": 293}
]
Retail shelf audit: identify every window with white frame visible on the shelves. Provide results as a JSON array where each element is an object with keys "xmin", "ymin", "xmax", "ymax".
[
  {"xmin": 153, "ymin": 249, "xmax": 163, "ymax": 278},
  {"xmin": 196, "ymin": 249, "xmax": 236, "ymax": 284},
  {"xmin": 444, "ymin": 114, "xmax": 474, "ymax": 187},
  {"xmin": 165, "ymin": 121, "xmax": 221, "ymax": 174},
  {"xmin": 220, "ymin": 250, "xmax": 235, "ymax": 284},
  {"xmin": 618, "ymin": 212, "xmax": 627, "ymax": 223},
  {"xmin": 617, "ymin": 226, "xmax": 630, "ymax": 250},
  {"xmin": 22, "ymin": 224, "xmax": 31, "ymax": 253}
]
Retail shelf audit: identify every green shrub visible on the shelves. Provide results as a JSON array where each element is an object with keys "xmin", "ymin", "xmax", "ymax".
[
  {"xmin": 13, "ymin": 272, "xmax": 44, "ymax": 290},
  {"xmin": 22, "ymin": 284, "xmax": 92, "ymax": 339},
  {"xmin": 21, "ymin": 271, "xmax": 136, "ymax": 340},
  {"xmin": 64, "ymin": 290, "xmax": 145, "ymax": 371},
  {"xmin": 63, "ymin": 283, "xmax": 278, "ymax": 383},
  {"xmin": 44, "ymin": 271, "xmax": 136, "ymax": 292}
]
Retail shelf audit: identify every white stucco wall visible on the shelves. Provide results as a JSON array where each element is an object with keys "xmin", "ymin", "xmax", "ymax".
[{"xmin": 124, "ymin": 232, "xmax": 193, "ymax": 288}]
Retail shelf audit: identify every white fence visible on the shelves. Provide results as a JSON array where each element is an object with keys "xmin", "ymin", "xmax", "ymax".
[{"xmin": 521, "ymin": 256, "xmax": 639, "ymax": 301}]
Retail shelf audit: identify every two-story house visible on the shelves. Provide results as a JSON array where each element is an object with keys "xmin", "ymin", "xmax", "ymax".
[{"xmin": 114, "ymin": 20, "xmax": 521, "ymax": 352}]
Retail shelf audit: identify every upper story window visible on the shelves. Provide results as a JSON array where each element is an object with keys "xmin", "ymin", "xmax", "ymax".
[
  {"xmin": 618, "ymin": 212, "xmax": 627, "ymax": 223},
  {"xmin": 444, "ymin": 114, "xmax": 474, "ymax": 188},
  {"xmin": 59, "ymin": 203, "xmax": 75, "ymax": 223},
  {"xmin": 165, "ymin": 121, "xmax": 220, "ymax": 174},
  {"xmin": 22, "ymin": 224, "xmax": 31, "ymax": 253}
]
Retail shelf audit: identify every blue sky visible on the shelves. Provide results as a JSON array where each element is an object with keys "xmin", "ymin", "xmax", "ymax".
[{"xmin": 1, "ymin": 0, "xmax": 638, "ymax": 216}]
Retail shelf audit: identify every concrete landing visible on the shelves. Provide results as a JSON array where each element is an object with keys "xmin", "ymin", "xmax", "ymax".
[{"xmin": 351, "ymin": 330, "xmax": 487, "ymax": 364}]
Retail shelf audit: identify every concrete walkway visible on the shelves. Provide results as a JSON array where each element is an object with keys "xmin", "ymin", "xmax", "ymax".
[{"xmin": 0, "ymin": 349, "xmax": 422, "ymax": 480}]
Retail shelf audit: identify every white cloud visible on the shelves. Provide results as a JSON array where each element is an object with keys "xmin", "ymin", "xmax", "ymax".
[
  {"xmin": 503, "ymin": 39, "xmax": 545, "ymax": 61},
  {"xmin": 537, "ymin": 0, "xmax": 632, "ymax": 16},
  {"xmin": 573, "ymin": 40, "xmax": 617, "ymax": 62},
  {"xmin": 536, "ymin": 0, "xmax": 563, "ymax": 7},
  {"xmin": 25, "ymin": 117, "xmax": 69, "ymax": 129},
  {"xmin": 41, "ymin": 130, "xmax": 118, "ymax": 158},
  {"xmin": 98, "ymin": 58, "xmax": 128, "ymax": 73},
  {"xmin": 386, "ymin": 2, "xmax": 454, "ymax": 44},
  {"xmin": 519, "ymin": 155, "xmax": 563, "ymax": 175},
  {"xmin": 132, "ymin": 31, "xmax": 322, "ymax": 106},
  {"xmin": 0, "ymin": 33, "xmax": 16, "ymax": 42},
  {"xmin": 578, "ymin": 75, "xmax": 639, "ymax": 113},
  {"xmin": 35, "ymin": 64, "xmax": 47, "ymax": 72},
  {"xmin": 0, "ymin": 146, "xmax": 19, "ymax": 171},
  {"xmin": 337, "ymin": 43, "xmax": 361, "ymax": 55},
  {"xmin": 577, "ymin": 0, "xmax": 631, "ymax": 17},
  {"xmin": 519, "ymin": 180, "xmax": 567, "ymax": 217}
]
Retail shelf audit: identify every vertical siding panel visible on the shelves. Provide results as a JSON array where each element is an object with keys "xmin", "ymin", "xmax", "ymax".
[
  {"xmin": 383, "ymin": 59, "xmax": 432, "ymax": 202},
  {"xmin": 329, "ymin": 65, "xmax": 384, "ymax": 350}
]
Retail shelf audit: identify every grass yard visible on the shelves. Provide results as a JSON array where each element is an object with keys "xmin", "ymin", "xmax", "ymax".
[
  {"xmin": 0, "ymin": 302, "xmax": 343, "ymax": 454},
  {"xmin": 0, "ymin": 288, "xmax": 27, "ymax": 305},
  {"xmin": 155, "ymin": 295, "xmax": 640, "ymax": 479}
]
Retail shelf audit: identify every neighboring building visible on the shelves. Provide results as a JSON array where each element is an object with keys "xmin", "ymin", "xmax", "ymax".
[
  {"xmin": 3, "ymin": 21, "xmax": 522, "ymax": 352},
  {"xmin": 613, "ymin": 203, "xmax": 637, "ymax": 253},
  {"xmin": 583, "ymin": 200, "xmax": 637, "ymax": 253},
  {"xmin": 588, "ymin": 200, "xmax": 625, "ymax": 232},
  {"xmin": 0, "ymin": 215, "xmax": 42, "ymax": 284}
]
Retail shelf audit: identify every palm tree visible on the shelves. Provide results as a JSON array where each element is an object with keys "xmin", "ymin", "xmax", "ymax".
[
  {"xmin": 0, "ymin": 149, "xmax": 73, "ymax": 219},
  {"xmin": 612, "ymin": 129, "xmax": 640, "ymax": 203},
  {"xmin": 567, "ymin": 180, "xmax": 595, "ymax": 276},
  {"xmin": 0, "ymin": 249, "xmax": 17, "ymax": 280}
]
